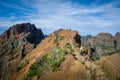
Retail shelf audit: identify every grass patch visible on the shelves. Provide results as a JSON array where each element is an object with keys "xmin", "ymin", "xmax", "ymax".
[
  {"xmin": 55, "ymin": 35, "xmax": 64, "ymax": 42},
  {"xmin": 102, "ymin": 51, "xmax": 117, "ymax": 57},
  {"xmin": 94, "ymin": 61, "xmax": 100, "ymax": 65},
  {"xmin": 24, "ymin": 43, "xmax": 73, "ymax": 79},
  {"xmin": 56, "ymin": 42, "xmax": 60, "ymax": 47},
  {"xmin": 107, "ymin": 51, "xmax": 117, "ymax": 55},
  {"xmin": 92, "ymin": 53, "xmax": 100, "ymax": 61},
  {"xmin": 51, "ymin": 57, "xmax": 65, "ymax": 71},
  {"xmin": 16, "ymin": 60, "xmax": 29, "ymax": 72},
  {"xmin": 65, "ymin": 43, "xmax": 72, "ymax": 49},
  {"xmin": 100, "ymin": 46, "xmax": 109, "ymax": 50},
  {"xmin": 94, "ymin": 44, "xmax": 113, "ymax": 50}
]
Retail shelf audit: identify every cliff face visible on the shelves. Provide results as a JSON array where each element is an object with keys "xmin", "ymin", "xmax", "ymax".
[
  {"xmin": 114, "ymin": 32, "xmax": 120, "ymax": 52},
  {"xmin": 10, "ymin": 29, "xmax": 83, "ymax": 80},
  {"xmin": 0, "ymin": 23, "xmax": 45, "ymax": 47},
  {"xmin": 83, "ymin": 33, "xmax": 118, "ymax": 57},
  {"xmin": 0, "ymin": 23, "xmax": 45, "ymax": 80}
]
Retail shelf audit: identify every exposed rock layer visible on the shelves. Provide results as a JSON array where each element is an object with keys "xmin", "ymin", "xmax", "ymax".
[
  {"xmin": 0, "ymin": 23, "xmax": 45, "ymax": 80},
  {"xmin": 83, "ymin": 33, "xmax": 120, "ymax": 57}
]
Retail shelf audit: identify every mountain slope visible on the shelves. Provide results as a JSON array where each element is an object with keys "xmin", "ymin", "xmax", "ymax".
[
  {"xmin": 10, "ymin": 29, "xmax": 120, "ymax": 80},
  {"xmin": 11, "ymin": 29, "xmax": 84, "ymax": 80},
  {"xmin": 1, "ymin": 25, "xmax": 119, "ymax": 80},
  {"xmin": 100, "ymin": 53, "xmax": 120, "ymax": 79},
  {"xmin": 0, "ymin": 23, "xmax": 45, "ymax": 80}
]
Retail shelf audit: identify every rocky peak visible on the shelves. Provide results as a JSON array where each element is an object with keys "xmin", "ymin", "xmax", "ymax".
[
  {"xmin": 81, "ymin": 35, "xmax": 93, "ymax": 44},
  {"xmin": 0, "ymin": 23, "xmax": 45, "ymax": 80},
  {"xmin": 114, "ymin": 32, "xmax": 120, "ymax": 40},
  {"xmin": 1, "ymin": 23, "xmax": 37, "ymax": 41},
  {"xmin": 10, "ymin": 23, "xmax": 36, "ymax": 34},
  {"xmin": 96, "ymin": 33, "xmax": 113, "ymax": 40},
  {"xmin": 1, "ymin": 23, "xmax": 45, "ymax": 45}
]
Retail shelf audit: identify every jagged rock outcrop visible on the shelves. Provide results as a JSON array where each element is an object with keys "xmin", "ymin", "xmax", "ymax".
[
  {"xmin": 0, "ymin": 23, "xmax": 45, "ymax": 80},
  {"xmin": 83, "ymin": 33, "xmax": 117, "ymax": 57},
  {"xmin": 10, "ymin": 29, "xmax": 83, "ymax": 80},
  {"xmin": 81, "ymin": 35, "xmax": 93, "ymax": 45}
]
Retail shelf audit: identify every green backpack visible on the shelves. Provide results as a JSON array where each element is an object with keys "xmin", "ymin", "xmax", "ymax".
[{"xmin": 82, "ymin": 47, "xmax": 85, "ymax": 53}]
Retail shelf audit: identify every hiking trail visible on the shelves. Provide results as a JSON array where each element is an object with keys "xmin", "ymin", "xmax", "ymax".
[{"xmin": 69, "ymin": 39, "xmax": 109, "ymax": 80}]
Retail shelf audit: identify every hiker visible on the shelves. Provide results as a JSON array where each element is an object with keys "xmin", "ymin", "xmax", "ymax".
[
  {"xmin": 80, "ymin": 45, "xmax": 85, "ymax": 56},
  {"xmin": 80, "ymin": 45, "xmax": 86, "ymax": 62}
]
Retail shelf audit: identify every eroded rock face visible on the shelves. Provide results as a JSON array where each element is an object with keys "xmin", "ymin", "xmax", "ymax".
[
  {"xmin": 84, "ymin": 33, "xmax": 117, "ymax": 57},
  {"xmin": 114, "ymin": 32, "xmax": 120, "ymax": 52},
  {"xmin": 0, "ymin": 23, "xmax": 45, "ymax": 80}
]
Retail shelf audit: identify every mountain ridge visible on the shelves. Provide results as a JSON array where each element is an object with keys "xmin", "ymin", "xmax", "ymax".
[
  {"xmin": 0, "ymin": 23, "xmax": 120, "ymax": 80},
  {"xmin": 0, "ymin": 23, "xmax": 45, "ymax": 80}
]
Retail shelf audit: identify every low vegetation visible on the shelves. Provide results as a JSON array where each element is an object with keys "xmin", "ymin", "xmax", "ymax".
[
  {"xmin": 16, "ymin": 60, "xmax": 29, "ymax": 72},
  {"xmin": 92, "ymin": 53, "xmax": 100, "ymax": 61},
  {"xmin": 101, "ymin": 51, "xmax": 117, "ymax": 57},
  {"xmin": 24, "ymin": 43, "xmax": 74, "ymax": 79},
  {"xmin": 94, "ymin": 60, "xmax": 100, "ymax": 65},
  {"xmin": 55, "ymin": 35, "xmax": 64, "ymax": 42}
]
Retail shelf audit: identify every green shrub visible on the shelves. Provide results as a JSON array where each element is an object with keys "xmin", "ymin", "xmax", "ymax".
[
  {"xmin": 94, "ymin": 61, "xmax": 100, "ymax": 65},
  {"xmin": 51, "ymin": 57, "xmax": 65, "ymax": 71},
  {"xmin": 55, "ymin": 35, "xmax": 64, "ymax": 42},
  {"xmin": 25, "ymin": 43, "xmax": 74, "ymax": 79},
  {"xmin": 107, "ymin": 51, "xmax": 116, "ymax": 56},
  {"xmin": 92, "ymin": 53, "xmax": 100, "ymax": 61},
  {"xmin": 100, "ymin": 46, "xmax": 109, "ymax": 50},
  {"xmin": 27, "ymin": 69, "xmax": 36, "ymax": 77},
  {"xmin": 65, "ymin": 43, "xmax": 72, "ymax": 49},
  {"xmin": 16, "ymin": 61, "xmax": 29, "ymax": 72},
  {"xmin": 56, "ymin": 35, "xmax": 64, "ymax": 41},
  {"xmin": 56, "ymin": 42, "xmax": 59, "ymax": 46},
  {"xmin": 37, "ymin": 67, "xmax": 44, "ymax": 78},
  {"xmin": 26, "ymin": 59, "xmax": 45, "ymax": 78},
  {"xmin": 62, "ymin": 50, "xmax": 68, "ymax": 55},
  {"xmin": 102, "ymin": 51, "xmax": 117, "ymax": 57}
]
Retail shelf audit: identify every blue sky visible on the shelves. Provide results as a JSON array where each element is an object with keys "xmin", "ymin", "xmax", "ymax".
[{"xmin": 0, "ymin": 0, "xmax": 120, "ymax": 36}]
